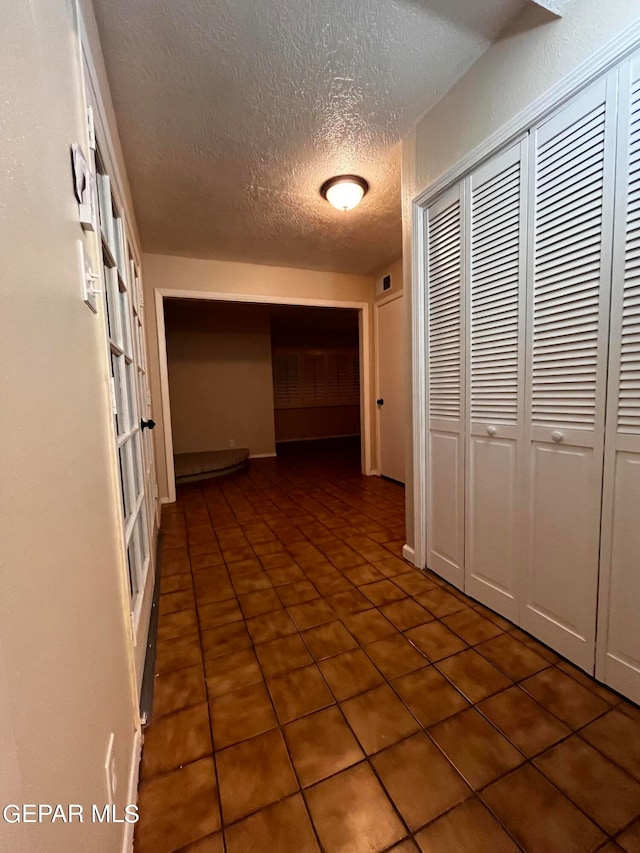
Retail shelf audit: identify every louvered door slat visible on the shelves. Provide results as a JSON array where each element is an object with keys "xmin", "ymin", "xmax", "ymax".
[
  {"xmin": 597, "ymin": 58, "xmax": 640, "ymax": 703},
  {"xmin": 523, "ymin": 76, "xmax": 615, "ymax": 673},
  {"xmin": 428, "ymin": 194, "xmax": 462, "ymax": 422},
  {"xmin": 426, "ymin": 183, "xmax": 465, "ymax": 587},
  {"xmin": 463, "ymin": 140, "xmax": 526, "ymax": 621}
]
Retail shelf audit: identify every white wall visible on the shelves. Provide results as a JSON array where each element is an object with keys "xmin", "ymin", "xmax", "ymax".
[
  {"xmin": 165, "ymin": 301, "xmax": 276, "ymax": 456},
  {"xmin": 0, "ymin": 2, "xmax": 140, "ymax": 852},
  {"xmin": 402, "ymin": 0, "xmax": 640, "ymax": 558},
  {"xmin": 143, "ymin": 253, "xmax": 376, "ymax": 499}
]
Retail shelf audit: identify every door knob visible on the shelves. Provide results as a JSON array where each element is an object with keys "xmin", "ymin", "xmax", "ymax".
[
  {"xmin": 551, "ymin": 430, "xmax": 564, "ymax": 443},
  {"xmin": 486, "ymin": 426, "xmax": 496, "ymax": 436},
  {"xmin": 141, "ymin": 419, "xmax": 156, "ymax": 431},
  {"xmin": 377, "ymin": 399, "xmax": 384, "ymax": 406}
]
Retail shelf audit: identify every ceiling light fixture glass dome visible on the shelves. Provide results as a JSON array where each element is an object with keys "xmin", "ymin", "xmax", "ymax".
[{"xmin": 320, "ymin": 175, "xmax": 369, "ymax": 211}]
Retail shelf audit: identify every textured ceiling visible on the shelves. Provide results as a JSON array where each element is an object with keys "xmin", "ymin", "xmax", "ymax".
[{"xmin": 93, "ymin": 0, "xmax": 526, "ymax": 274}]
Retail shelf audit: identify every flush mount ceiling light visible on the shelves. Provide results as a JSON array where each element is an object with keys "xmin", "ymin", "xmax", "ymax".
[{"xmin": 320, "ymin": 175, "xmax": 369, "ymax": 211}]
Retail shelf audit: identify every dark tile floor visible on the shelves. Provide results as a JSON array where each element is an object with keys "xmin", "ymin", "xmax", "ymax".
[{"xmin": 135, "ymin": 439, "xmax": 640, "ymax": 853}]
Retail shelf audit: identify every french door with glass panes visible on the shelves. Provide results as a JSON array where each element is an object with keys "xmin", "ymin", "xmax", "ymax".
[{"xmin": 93, "ymin": 142, "xmax": 156, "ymax": 690}]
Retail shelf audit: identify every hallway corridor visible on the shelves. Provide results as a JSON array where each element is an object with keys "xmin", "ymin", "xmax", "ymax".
[{"xmin": 136, "ymin": 441, "xmax": 640, "ymax": 853}]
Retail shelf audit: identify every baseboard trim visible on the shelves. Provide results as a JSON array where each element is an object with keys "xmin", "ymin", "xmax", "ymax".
[
  {"xmin": 249, "ymin": 453, "xmax": 278, "ymax": 459},
  {"xmin": 402, "ymin": 544, "xmax": 417, "ymax": 566},
  {"xmin": 121, "ymin": 725, "xmax": 142, "ymax": 853}
]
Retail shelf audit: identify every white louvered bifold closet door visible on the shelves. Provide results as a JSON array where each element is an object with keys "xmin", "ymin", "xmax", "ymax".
[
  {"xmin": 522, "ymin": 76, "xmax": 617, "ymax": 671},
  {"xmin": 597, "ymin": 55, "xmax": 640, "ymax": 703},
  {"xmin": 464, "ymin": 140, "xmax": 527, "ymax": 620},
  {"xmin": 426, "ymin": 183, "xmax": 465, "ymax": 586}
]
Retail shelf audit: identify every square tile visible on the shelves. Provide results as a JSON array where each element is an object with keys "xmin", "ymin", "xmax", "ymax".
[
  {"xmin": 343, "ymin": 564, "xmax": 385, "ymax": 585},
  {"xmin": 246, "ymin": 608, "xmax": 297, "ymax": 644},
  {"xmin": 483, "ymin": 764, "xmax": 605, "ymax": 853},
  {"xmin": 370, "ymin": 556, "xmax": 412, "ymax": 578},
  {"xmin": 365, "ymin": 634, "xmax": 427, "ymax": 679},
  {"xmin": 155, "ymin": 633, "xmax": 202, "ymax": 675},
  {"xmin": 193, "ymin": 572, "xmax": 235, "ymax": 605},
  {"xmin": 288, "ymin": 599, "xmax": 336, "ymax": 630},
  {"xmin": 429, "ymin": 707, "xmax": 523, "ymax": 789},
  {"xmin": 475, "ymin": 633, "xmax": 549, "ymax": 681},
  {"xmin": 380, "ymin": 598, "xmax": 432, "ymax": 631},
  {"xmin": 256, "ymin": 634, "xmax": 313, "ymax": 677},
  {"xmin": 197, "ymin": 598, "xmax": 243, "ymax": 630},
  {"xmin": 135, "ymin": 757, "xmax": 220, "ymax": 853},
  {"xmin": 414, "ymin": 797, "xmax": 518, "ymax": 852},
  {"xmin": 442, "ymin": 609, "xmax": 504, "ymax": 645},
  {"xmin": 267, "ymin": 664, "xmax": 334, "ymax": 723},
  {"xmin": 217, "ymin": 729, "xmax": 298, "ymax": 824},
  {"xmin": 224, "ymin": 795, "xmax": 320, "ymax": 853},
  {"xmin": 406, "ymin": 622, "xmax": 467, "ymax": 662},
  {"xmin": 416, "ymin": 588, "xmax": 467, "ymax": 618},
  {"xmin": 556, "ymin": 660, "xmax": 621, "ymax": 705},
  {"xmin": 302, "ymin": 620, "xmax": 358, "ymax": 660},
  {"xmin": 581, "ymin": 709, "xmax": 640, "ymax": 781},
  {"xmin": 238, "ymin": 588, "xmax": 281, "ymax": 617},
  {"xmin": 393, "ymin": 572, "xmax": 438, "ymax": 596},
  {"xmin": 157, "ymin": 608, "xmax": 199, "ymax": 642},
  {"xmin": 205, "ymin": 648, "xmax": 262, "ymax": 698},
  {"xmin": 341, "ymin": 684, "xmax": 420, "ymax": 754},
  {"xmin": 160, "ymin": 571, "xmax": 193, "ymax": 595},
  {"xmin": 268, "ymin": 565, "xmax": 307, "ymax": 586},
  {"xmin": 479, "ymin": 685, "xmax": 570, "ymax": 757},
  {"xmin": 305, "ymin": 762, "xmax": 405, "ymax": 853},
  {"xmin": 191, "ymin": 552, "xmax": 224, "ymax": 571},
  {"xmin": 210, "ymin": 682, "xmax": 277, "ymax": 748},
  {"xmin": 141, "ymin": 703, "xmax": 212, "ymax": 780},
  {"xmin": 436, "ymin": 649, "xmax": 511, "ymax": 703},
  {"xmin": 326, "ymin": 588, "xmax": 373, "ymax": 616},
  {"xmin": 360, "ymin": 579, "xmax": 405, "ymax": 606},
  {"xmin": 319, "ymin": 649, "xmax": 385, "ymax": 701},
  {"xmin": 284, "ymin": 706, "xmax": 364, "ymax": 786},
  {"xmin": 179, "ymin": 833, "xmax": 224, "ymax": 852},
  {"xmin": 153, "ymin": 664, "xmax": 206, "ymax": 718},
  {"xmin": 522, "ymin": 667, "xmax": 609, "ymax": 729},
  {"xmin": 393, "ymin": 666, "xmax": 469, "ymax": 727},
  {"xmin": 159, "ymin": 589, "xmax": 196, "ymax": 617},
  {"xmin": 617, "ymin": 817, "xmax": 640, "ymax": 852},
  {"xmin": 343, "ymin": 609, "xmax": 397, "ymax": 644},
  {"xmin": 534, "ymin": 736, "xmax": 640, "ymax": 834},
  {"xmin": 372, "ymin": 733, "xmax": 469, "ymax": 830},
  {"xmin": 201, "ymin": 622, "xmax": 252, "ymax": 660},
  {"xmin": 277, "ymin": 580, "xmax": 319, "ymax": 606}
]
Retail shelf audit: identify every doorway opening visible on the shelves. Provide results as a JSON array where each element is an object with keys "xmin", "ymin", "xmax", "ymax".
[{"xmin": 155, "ymin": 290, "xmax": 373, "ymax": 503}]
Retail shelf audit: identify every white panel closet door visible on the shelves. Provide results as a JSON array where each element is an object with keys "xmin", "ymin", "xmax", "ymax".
[
  {"xmin": 464, "ymin": 140, "xmax": 527, "ymax": 620},
  {"xmin": 597, "ymin": 55, "xmax": 640, "ymax": 703},
  {"xmin": 426, "ymin": 183, "xmax": 465, "ymax": 586},
  {"xmin": 522, "ymin": 76, "xmax": 616, "ymax": 671}
]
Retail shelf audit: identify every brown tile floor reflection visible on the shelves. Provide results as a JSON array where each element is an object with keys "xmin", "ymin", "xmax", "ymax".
[{"xmin": 135, "ymin": 439, "xmax": 640, "ymax": 853}]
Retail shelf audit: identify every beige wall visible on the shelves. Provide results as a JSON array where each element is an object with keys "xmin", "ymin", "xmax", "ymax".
[
  {"xmin": 143, "ymin": 253, "xmax": 377, "ymax": 498},
  {"xmin": 402, "ymin": 0, "xmax": 640, "ymax": 556},
  {"xmin": 374, "ymin": 256, "xmax": 404, "ymax": 301},
  {"xmin": 413, "ymin": 0, "xmax": 640, "ymax": 190},
  {"xmin": 165, "ymin": 301, "xmax": 276, "ymax": 456},
  {"xmin": 0, "ymin": 2, "xmax": 140, "ymax": 851}
]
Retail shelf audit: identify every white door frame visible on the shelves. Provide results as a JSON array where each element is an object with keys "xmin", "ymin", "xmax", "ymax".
[
  {"xmin": 374, "ymin": 291, "xmax": 405, "ymax": 482},
  {"xmin": 155, "ymin": 289, "xmax": 374, "ymax": 504}
]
